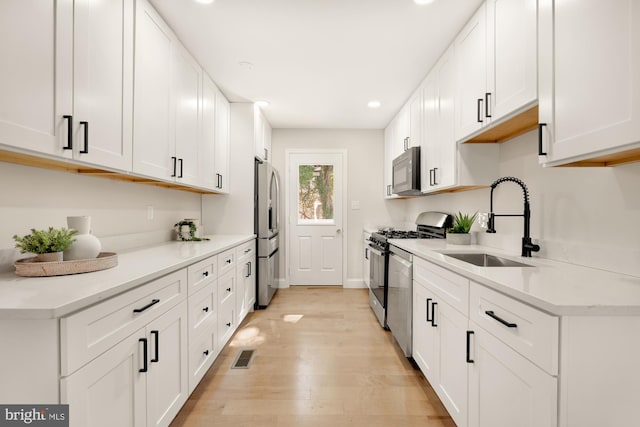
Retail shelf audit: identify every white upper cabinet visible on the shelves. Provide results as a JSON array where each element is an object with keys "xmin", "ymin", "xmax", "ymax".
[
  {"xmin": 0, "ymin": 0, "xmax": 134, "ymax": 169},
  {"xmin": 200, "ymin": 74, "xmax": 218, "ymax": 191},
  {"xmin": 456, "ymin": 0, "xmax": 537, "ymax": 142},
  {"xmin": 133, "ymin": 0, "xmax": 176, "ymax": 180},
  {"xmin": 214, "ymin": 87, "xmax": 230, "ymax": 193},
  {"xmin": 486, "ymin": 0, "xmax": 537, "ymax": 123},
  {"xmin": 538, "ymin": 0, "xmax": 640, "ymax": 166},
  {"xmin": 0, "ymin": 1, "xmax": 72, "ymax": 158},
  {"xmin": 254, "ymin": 106, "xmax": 272, "ymax": 162},
  {"xmin": 455, "ymin": 3, "xmax": 488, "ymax": 140},
  {"xmin": 73, "ymin": 0, "xmax": 134, "ymax": 170},
  {"xmin": 383, "ymin": 116, "xmax": 400, "ymax": 199},
  {"xmin": 173, "ymin": 44, "xmax": 202, "ymax": 186},
  {"xmin": 422, "ymin": 47, "xmax": 457, "ymax": 193}
]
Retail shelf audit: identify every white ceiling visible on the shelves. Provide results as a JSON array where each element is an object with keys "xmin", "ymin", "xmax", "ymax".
[{"xmin": 149, "ymin": 0, "xmax": 483, "ymax": 129}]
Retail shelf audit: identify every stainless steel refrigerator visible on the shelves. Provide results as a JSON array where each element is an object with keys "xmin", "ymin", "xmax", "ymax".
[{"xmin": 255, "ymin": 160, "xmax": 280, "ymax": 308}]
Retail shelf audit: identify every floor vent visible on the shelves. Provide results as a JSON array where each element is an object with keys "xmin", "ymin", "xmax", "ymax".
[{"xmin": 231, "ymin": 349, "xmax": 255, "ymax": 369}]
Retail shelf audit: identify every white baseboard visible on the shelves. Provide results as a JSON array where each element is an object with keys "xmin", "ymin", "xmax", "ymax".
[
  {"xmin": 276, "ymin": 278, "xmax": 289, "ymax": 289},
  {"xmin": 344, "ymin": 278, "xmax": 368, "ymax": 289}
]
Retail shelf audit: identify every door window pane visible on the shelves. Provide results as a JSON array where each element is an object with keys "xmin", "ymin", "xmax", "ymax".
[{"xmin": 298, "ymin": 164, "xmax": 334, "ymax": 223}]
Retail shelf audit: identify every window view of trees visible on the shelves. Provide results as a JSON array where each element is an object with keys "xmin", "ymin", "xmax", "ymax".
[{"xmin": 298, "ymin": 165, "xmax": 334, "ymax": 220}]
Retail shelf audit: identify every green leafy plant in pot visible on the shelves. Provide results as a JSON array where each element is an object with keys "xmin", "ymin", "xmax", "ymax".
[
  {"xmin": 13, "ymin": 227, "xmax": 77, "ymax": 262},
  {"xmin": 446, "ymin": 212, "xmax": 478, "ymax": 245}
]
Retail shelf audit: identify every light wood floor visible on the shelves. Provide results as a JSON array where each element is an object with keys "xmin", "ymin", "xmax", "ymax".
[{"xmin": 170, "ymin": 286, "xmax": 455, "ymax": 427}]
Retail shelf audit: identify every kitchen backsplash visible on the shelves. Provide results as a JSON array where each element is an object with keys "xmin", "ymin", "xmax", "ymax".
[
  {"xmin": 0, "ymin": 162, "xmax": 200, "ymax": 272},
  {"xmin": 392, "ymin": 130, "xmax": 640, "ymax": 277}
]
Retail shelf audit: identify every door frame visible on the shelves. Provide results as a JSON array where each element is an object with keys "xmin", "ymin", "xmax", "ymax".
[{"xmin": 284, "ymin": 149, "xmax": 348, "ymax": 287}]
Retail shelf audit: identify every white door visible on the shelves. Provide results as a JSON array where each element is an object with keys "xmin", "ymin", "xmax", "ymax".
[{"xmin": 288, "ymin": 151, "xmax": 344, "ymax": 286}]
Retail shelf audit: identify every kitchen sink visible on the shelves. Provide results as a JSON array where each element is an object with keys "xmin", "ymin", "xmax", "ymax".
[{"xmin": 441, "ymin": 252, "xmax": 534, "ymax": 267}]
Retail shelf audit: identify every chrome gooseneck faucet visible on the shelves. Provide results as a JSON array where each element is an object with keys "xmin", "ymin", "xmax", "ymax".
[{"xmin": 487, "ymin": 176, "xmax": 540, "ymax": 257}]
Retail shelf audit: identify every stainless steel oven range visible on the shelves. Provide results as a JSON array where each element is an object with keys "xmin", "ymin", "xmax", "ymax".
[{"xmin": 367, "ymin": 212, "xmax": 452, "ymax": 339}]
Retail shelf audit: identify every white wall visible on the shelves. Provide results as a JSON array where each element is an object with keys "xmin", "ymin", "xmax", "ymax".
[
  {"xmin": 201, "ymin": 103, "xmax": 255, "ymax": 235},
  {"xmin": 0, "ymin": 162, "xmax": 201, "ymax": 272},
  {"xmin": 394, "ymin": 130, "xmax": 640, "ymax": 277},
  {"xmin": 271, "ymin": 128, "xmax": 397, "ymax": 287}
]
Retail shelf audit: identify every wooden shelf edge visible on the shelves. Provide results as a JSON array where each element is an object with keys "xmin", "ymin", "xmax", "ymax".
[
  {"xmin": 463, "ymin": 105, "xmax": 539, "ymax": 144},
  {"xmin": 0, "ymin": 148, "xmax": 219, "ymax": 195},
  {"xmin": 555, "ymin": 146, "xmax": 640, "ymax": 167}
]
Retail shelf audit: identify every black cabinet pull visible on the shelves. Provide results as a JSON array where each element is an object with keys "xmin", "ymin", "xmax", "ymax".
[
  {"xmin": 365, "ymin": 248, "xmax": 369, "ymax": 260},
  {"xmin": 226, "ymin": 259, "xmax": 232, "ymax": 264},
  {"xmin": 171, "ymin": 157, "xmax": 177, "ymax": 177},
  {"xmin": 433, "ymin": 168, "xmax": 438, "ymax": 186},
  {"xmin": 79, "ymin": 121, "xmax": 89, "ymax": 153},
  {"xmin": 485, "ymin": 310, "xmax": 517, "ymax": 328},
  {"xmin": 403, "ymin": 137, "xmax": 408, "ymax": 151},
  {"xmin": 202, "ymin": 306, "xmax": 209, "ymax": 312},
  {"xmin": 203, "ymin": 349, "xmax": 209, "ymax": 356},
  {"xmin": 244, "ymin": 248, "xmax": 251, "ymax": 254},
  {"xmin": 226, "ymin": 287, "xmax": 232, "ymax": 292},
  {"xmin": 150, "ymin": 330, "xmax": 159, "ymax": 363},
  {"xmin": 477, "ymin": 98, "xmax": 484, "ymax": 123},
  {"xmin": 248, "ymin": 261, "xmax": 252, "ymax": 276},
  {"xmin": 466, "ymin": 330, "xmax": 475, "ymax": 363},
  {"xmin": 485, "ymin": 92, "xmax": 492, "ymax": 118},
  {"xmin": 203, "ymin": 271, "xmax": 209, "ymax": 277},
  {"xmin": 426, "ymin": 298, "xmax": 432, "ymax": 322},
  {"xmin": 63, "ymin": 115, "xmax": 73, "ymax": 150},
  {"xmin": 538, "ymin": 123, "xmax": 547, "ymax": 155},
  {"xmin": 246, "ymin": 262, "xmax": 251, "ymax": 278},
  {"xmin": 217, "ymin": 173, "xmax": 222, "ymax": 189},
  {"xmin": 133, "ymin": 298, "xmax": 160, "ymax": 313},
  {"xmin": 431, "ymin": 302, "xmax": 438, "ymax": 327},
  {"xmin": 226, "ymin": 322, "xmax": 231, "ymax": 327},
  {"xmin": 387, "ymin": 185, "xmax": 392, "ymax": 196},
  {"xmin": 178, "ymin": 158, "xmax": 183, "ymax": 178},
  {"xmin": 139, "ymin": 338, "xmax": 148, "ymax": 373}
]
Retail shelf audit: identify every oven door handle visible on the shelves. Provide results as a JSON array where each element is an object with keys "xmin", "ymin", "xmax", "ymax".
[{"xmin": 367, "ymin": 245, "xmax": 385, "ymax": 258}]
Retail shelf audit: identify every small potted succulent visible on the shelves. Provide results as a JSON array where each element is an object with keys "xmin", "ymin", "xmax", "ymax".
[
  {"xmin": 13, "ymin": 227, "xmax": 77, "ymax": 262},
  {"xmin": 446, "ymin": 212, "xmax": 478, "ymax": 245}
]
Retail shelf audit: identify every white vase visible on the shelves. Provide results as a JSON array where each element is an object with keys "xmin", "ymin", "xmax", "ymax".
[{"xmin": 64, "ymin": 216, "xmax": 101, "ymax": 260}]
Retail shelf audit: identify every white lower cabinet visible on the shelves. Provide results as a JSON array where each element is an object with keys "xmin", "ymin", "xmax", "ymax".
[
  {"xmin": 62, "ymin": 301, "xmax": 188, "ymax": 427},
  {"xmin": 468, "ymin": 323, "xmax": 557, "ymax": 427},
  {"xmin": 236, "ymin": 240, "xmax": 256, "ymax": 322},
  {"xmin": 413, "ymin": 256, "xmax": 559, "ymax": 427}
]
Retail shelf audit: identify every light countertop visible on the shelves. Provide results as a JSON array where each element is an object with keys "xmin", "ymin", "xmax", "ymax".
[
  {"xmin": 390, "ymin": 239, "xmax": 640, "ymax": 316},
  {"xmin": 0, "ymin": 234, "xmax": 254, "ymax": 320}
]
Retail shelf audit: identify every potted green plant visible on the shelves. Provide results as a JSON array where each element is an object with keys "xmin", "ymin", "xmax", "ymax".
[
  {"xmin": 13, "ymin": 227, "xmax": 77, "ymax": 262},
  {"xmin": 174, "ymin": 220, "xmax": 210, "ymax": 242},
  {"xmin": 446, "ymin": 212, "xmax": 478, "ymax": 245}
]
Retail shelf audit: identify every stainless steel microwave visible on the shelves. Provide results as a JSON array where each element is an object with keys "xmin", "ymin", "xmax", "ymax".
[{"xmin": 392, "ymin": 146, "xmax": 421, "ymax": 196}]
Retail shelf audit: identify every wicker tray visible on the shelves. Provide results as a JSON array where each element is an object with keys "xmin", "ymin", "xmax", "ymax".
[{"xmin": 14, "ymin": 252, "xmax": 118, "ymax": 277}]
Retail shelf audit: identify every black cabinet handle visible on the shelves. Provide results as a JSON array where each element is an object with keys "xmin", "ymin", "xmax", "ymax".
[
  {"xmin": 365, "ymin": 248, "xmax": 369, "ymax": 260},
  {"xmin": 248, "ymin": 261, "xmax": 252, "ymax": 276},
  {"xmin": 403, "ymin": 137, "xmax": 408, "ymax": 151},
  {"xmin": 203, "ymin": 271, "xmax": 209, "ymax": 277},
  {"xmin": 203, "ymin": 349, "xmax": 209, "ymax": 356},
  {"xmin": 226, "ymin": 322, "xmax": 231, "ymax": 327},
  {"xmin": 171, "ymin": 157, "xmax": 177, "ymax": 177},
  {"xmin": 538, "ymin": 123, "xmax": 547, "ymax": 155},
  {"xmin": 79, "ymin": 121, "xmax": 89, "ymax": 153},
  {"xmin": 150, "ymin": 330, "xmax": 159, "ymax": 363},
  {"xmin": 226, "ymin": 259, "xmax": 232, "ymax": 264},
  {"xmin": 63, "ymin": 115, "xmax": 73, "ymax": 150},
  {"xmin": 426, "ymin": 298, "xmax": 432, "ymax": 322},
  {"xmin": 226, "ymin": 287, "xmax": 232, "ymax": 292},
  {"xmin": 387, "ymin": 185, "xmax": 392, "ymax": 196},
  {"xmin": 466, "ymin": 330, "xmax": 475, "ymax": 363},
  {"xmin": 433, "ymin": 168, "xmax": 438, "ymax": 186},
  {"xmin": 202, "ymin": 306, "xmax": 209, "ymax": 312},
  {"xmin": 431, "ymin": 302, "xmax": 438, "ymax": 327},
  {"xmin": 178, "ymin": 158, "xmax": 183, "ymax": 178},
  {"xmin": 485, "ymin": 310, "xmax": 518, "ymax": 328},
  {"xmin": 217, "ymin": 173, "xmax": 223, "ymax": 189},
  {"xmin": 139, "ymin": 338, "xmax": 148, "ymax": 373},
  {"xmin": 477, "ymin": 98, "xmax": 484, "ymax": 123},
  {"xmin": 485, "ymin": 93, "xmax": 492, "ymax": 118},
  {"xmin": 133, "ymin": 298, "xmax": 160, "ymax": 313},
  {"xmin": 246, "ymin": 262, "xmax": 251, "ymax": 278},
  {"xmin": 264, "ymin": 148, "xmax": 268, "ymax": 160},
  {"xmin": 244, "ymin": 248, "xmax": 251, "ymax": 254}
]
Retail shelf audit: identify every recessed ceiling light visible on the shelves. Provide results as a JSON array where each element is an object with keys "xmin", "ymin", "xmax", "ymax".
[
  {"xmin": 414, "ymin": 0, "xmax": 435, "ymax": 4},
  {"xmin": 368, "ymin": 100, "xmax": 381, "ymax": 109},
  {"xmin": 256, "ymin": 100, "xmax": 270, "ymax": 108},
  {"xmin": 194, "ymin": 0, "xmax": 214, "ymax": 4}
]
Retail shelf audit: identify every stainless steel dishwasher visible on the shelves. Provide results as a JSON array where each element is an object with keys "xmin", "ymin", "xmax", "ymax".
[{"xmin": 386, "ymin": 244, "xmax": 413, "ymax": 357}]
